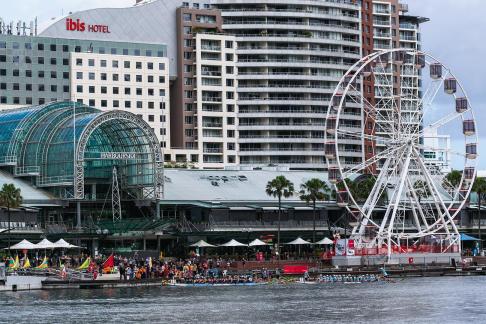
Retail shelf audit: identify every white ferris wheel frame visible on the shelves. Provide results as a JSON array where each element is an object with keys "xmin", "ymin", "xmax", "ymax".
[{"xmin": 325, "ymin": 48, "xmax": 478, "ymax": 256}]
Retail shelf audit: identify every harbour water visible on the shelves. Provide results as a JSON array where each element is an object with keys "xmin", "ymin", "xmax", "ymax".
[{"xmin": 1, "ymin": 276, "xmax": 485, "ymax": 323}]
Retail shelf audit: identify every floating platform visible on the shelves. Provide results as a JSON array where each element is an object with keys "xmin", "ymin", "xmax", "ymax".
[{"xmin": 332, "ymin": 253, "xmax": 461, "ymax": 267}]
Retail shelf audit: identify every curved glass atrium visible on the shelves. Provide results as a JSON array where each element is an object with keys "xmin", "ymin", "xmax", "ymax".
[{"xmin": 0, "ymin": 102, "xmax": 163, "ymax": 200}]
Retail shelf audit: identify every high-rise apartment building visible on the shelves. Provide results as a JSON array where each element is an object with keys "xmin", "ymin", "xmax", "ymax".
[
  {"xmin": 211, "ymin": 0, "xmax": 363, "ymax": 170},
  {"xmin": 170, "ymin": 4, "xmax": 238, "ymax": 168}
]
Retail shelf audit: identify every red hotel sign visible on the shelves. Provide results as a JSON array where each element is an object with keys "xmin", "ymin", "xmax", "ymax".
[{"xmin": 66, "ymin": 18, "xmax": 111, "ymax": 33}]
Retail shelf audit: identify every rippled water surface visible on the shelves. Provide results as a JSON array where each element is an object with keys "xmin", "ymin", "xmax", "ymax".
[{"xmin": 2, "ymin": 276, "xmax": 486, "ymax": 323}]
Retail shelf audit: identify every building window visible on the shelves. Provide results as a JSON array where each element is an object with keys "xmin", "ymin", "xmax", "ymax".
[
  {"xmin": 75, "ymin": 46, "xmax": 81, "ymax": 52},
  {"xmin": 136, "ymin": 62, "xmax": 142, "ymax": 69},
  {"xmin": 226, "ymin": 66, "xmax": 234, "ymax": 74},
  {"xmin": 124, "ymin": 74, "xmax": 131, "ymax": 82},
  {"xmin": 38, "ymin": 84, "xmax": 45, "ymax": 91},
  {"xmin": 148, "ymin": 102, "xmax": 154, "ymax": 109},
  {"xmin": 38, "ymin": 57, "xmax": 44, "ymax": 64},
  {"xmin": 124, "ymin": 61, "xmax": 130, "ymax": 68},
  {"xmin": 101, "ymin": 73, "xmax": 107, "ymax": 81},
  {"xmin": 88, "ymin": 59, "xmax": 95, "ymax": 67},
  {"xmin": 50, "ymin": 85, "xmax": 57, "ymax": 92},
  {"xmin": 100, "ymin": 60, "xmax": 107, "ymax": 67},
  {"xmin": 63, "ymin": 85, "xmax": 69, "ymax": 93},
  {"xmin": 63, "ymin": 58, "xmax": 69, "ymax": 65},
  {"xmin": 226, "ymin": 92, "xmax": 234, "ymax": 99},
  {"xmin": 113, "ymin": 74, "xmax": 119, "ymax": 81},
  {"xmin": 99, "ymin": 47, "xmax": 106, "ymax": 54},
  {"xmin": 111, "ymin": 48, "xmax": 117, "ymax": 55},
  {"xmin": 26, "ymin": 97, "xmax": 32, "ymax": 105},
  {"xmin": 113, "ymin": 100, "xmax": 119, "ymax": 108},
  {"xmin": 89, "ymin": 86, "xmax": 95, "ymax": 94},
  {"xmin": 146, "ymin": 50, "xmax": 152, "ymax": 57},
  {"xmin": 26, "ymin": 70, "xmax": 32, "ymax": 77},
  {"xmin": 148, "ymin": 115, "xmax": 154, "ymax": 122},
  {"xmin": 136, "ymin": 75, "xmax": 142, "ymax": 82},
  {"xmin": 50, "ymin": 71, "xmax": 57, "ymax": 79},
  {"xmin": 38, "ymin": 43, "xmax": 44, "ymax": 51},
  {"xmin": 38, "ymin": 98, "xmax": 45, "ymax": 104},
  {"xmin": 50, "ymin": 58, "xmax": 56, "ymax": 65},
  {"xmin": 113, "ymin": 87, "xmax": 119, "ymax": 94},
  {"xmin": 13, "ymin": 69, "xmax": 19, "ymax": 77},
  {"xmin": 89, "ymin": 99, "xmax": 95, "ymax": 107},
  {"xmin": 147, "ymin": 62, "xmax": 153, "ymax": 70},
  {"xmin": 112, "ymin": 60, "xmax": 119, "ymax": 68},
  {"xmin": 185, "ymin": 103, "xmax": 192, "ymax": 111},
  {"xmin": 50, "ymin": 44, "xmax": 56, "ymax": 51},
  {"xmin": 159, "ymin": 63, "xmax": 165, "ymax": 70},
  {"xmin": 225, "ymin": 41, "xmax": 233, "ymax": 49},
  {"xmin": 184, "ymin": 116, "xmax": 193, "ymax": 124},
  {"xmin": 148, "ymin": 89, "xmax": 154, "ymax": 96},
  {"xmin": 134, "ymin": 49, "xmax": 140, "ymax": 56},
  {"xmin": 136, "ymin": 88, "xmax": 142, "ymax": 96},
  {"xmin": 124, "ymin": 88, "xmax": 131, "ymax": 95},
  {"xmin": 13, "ymin": 83, "xmax": 20, "ymax": 91},
  {"xmin": 101, "ymin": 100, "xmax": 107, "ymax": 107},
  {"xmin": 62, "ymin": 45, "xmax": 69, "ymax": 52},
  {"xmin": 26, "ymin": 84, "xmax": 32, "ymax": 91},
  {"xmin": 89, "ymin": 72, "xmax": 95, "ymax": 80},
  {"xmin": 159, "ymin": 76, "xmax": 166, "ymax": 83},
  {"xmin": 101, "ymin": 86, "xmax": 107, "ymax": 94},
  {"xmin": 63, "ymin": 72, "xmax": 69, "ymax": 79},
  {"xmin": 159, "ymin": 89, "xmax": 166, "ymax": 97},
  {"xmin": 77, "ymin": 85, "xmax": 83, "ymax": 93},
  {"xmin": 124, "ymin": 101, "xmax": 131, "ymax": 108},
  {"xmin": 123, "ymin": 49, "xmax": 129, "ymax": 55},
  {"xmin": 76, "ymin": 58, "xmax": 82, "ymax": 66},
  {"xmin": 183, "ymin": 13, "xmax": 192, "ymax": 21},
  {"xmin": 25, "ymin": 56, "xmax": 32, "ymax": 64},
  {"xmin": 136, "ymin": 101, "xmax": 143, "ymax": 109},
  {"xmin": 38, "ymin": 71, "xmax": 45, "ymax": 78},
  {"xmin": 148, "ymin": 75, "xmax": 154, "ymax": 83},
  {"xmin": 76, "ymin": 72, "xmax": 83, "ymax": 80}
]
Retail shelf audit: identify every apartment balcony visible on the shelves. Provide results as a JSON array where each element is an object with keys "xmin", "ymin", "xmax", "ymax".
[
  {"xmin": 233, "ymin": 35, "xmax": 359, "ymax": 47},
  {"xmin": 238, "ymin": 135, "xmax": 325, "ymax": 144},
  {"xmin": 200, "ymin": 96, "xmax": 223, "ymax": 103},
  {"xmin": 399, "ymin": 23, "xmax": 417, "ymax": 30},
  {"xmin": 222, "ymin": 22, "xmax": 359, "ymax": 34},
  {"xmin": 202, "ymin": 121, "xmax": 223, "ymax": 127},
  {"xmin": 200, "ymin": 45, "xmax": 222, "ymax": 52},
  {"xmin": 238, "ymin": 124, "xmax": 325, "ymax": 131},
  {"xmin": 373, "ymin": 19, "xmax": 390, "ymax": 27},
  {"xmin": 201, "ymin": 71, "xmax": 222, "ymax": 77},
  {"xmin": 203, "ymin": 148, "xmax": 224, "ymax": 154},
  {"xmin": 220, "ymin": 8, "xmax": 360, "ymax": 21}
]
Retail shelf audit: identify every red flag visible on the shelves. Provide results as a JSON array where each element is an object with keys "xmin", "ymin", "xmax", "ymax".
[{"xmin": 102, "ymin": 254, "xmax": 114, "ymax": 271}]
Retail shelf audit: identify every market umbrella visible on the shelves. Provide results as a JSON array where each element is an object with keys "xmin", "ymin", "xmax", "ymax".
[
  {"xmin": 315, "ymin": 237, "xmax": 334, "ymax": 245},
  {"xmin": 54, "ymin": 239, "xmax": 79, "ymax": 249},
  {"xmin": 190, "ymin": 240, "xmax": 216, "ymax": 248},
  {"xmin": 285, "ymin": 237, "xmax": 311, "ymax": 245},
  {"xmin": 35, "ymin": 239, "xmax": 56, "ymax": 249},
  {"xmin": 219, "ymin": 239, "xmax": 247, "ymax": 247},
  {"xmin": 4, "ymin": 239, "xmax": 37, "ymax": 250},
  {"xmin": 285, "ymin": 237, "xmax": 311, "ymax": 257},
  {"xmin": 248, "ymin": 239, "xmax": 268, "ymax": 247}
]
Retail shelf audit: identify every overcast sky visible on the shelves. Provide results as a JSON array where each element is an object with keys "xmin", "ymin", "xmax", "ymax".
[{"xmin": 2, "ymin": 0, "xmax": 485, "ymax": 168}]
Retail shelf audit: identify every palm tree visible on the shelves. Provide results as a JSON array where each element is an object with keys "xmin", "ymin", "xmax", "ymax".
[
  {"xmin": 472, "ymin": 177, "xmax": 486, "ymax": 249},
  {"xmin": 299, "ymin": 179, "xmax": 330, "ymax": 243},
  {"xmin": 0, "ymin": 184, "xmax": 23, "ymax": 254},
  {"xmin": 266, "ymin": 176, "xmax": 294, "ymax": 260}
]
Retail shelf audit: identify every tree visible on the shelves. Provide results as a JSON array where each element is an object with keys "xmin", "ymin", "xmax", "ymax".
[
  {"xmin": 472, "ymin": 177, "xmax": 486, "ymax": 249},
  {"xmin": 299, "ymin": 178, "xmax": 330, "ymax": 243},
  {"xmin": 266, "ymin": 176, "xmax": 294, "ymax": 260},
  {"xmin": 444, "ymin": 170, "xmax": 462, "ymax": 188},
  {"xmin": 0, "ymin": 183, "xmax": 23, "ymax": 254}
]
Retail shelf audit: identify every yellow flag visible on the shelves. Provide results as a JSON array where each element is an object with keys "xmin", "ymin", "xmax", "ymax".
[
  {"xmin": 78, "ymin": 257, "xmax": 91, "ymax": 270},
  {"xmin": 36, "ymin": 256, "xmax": 49, "ymax": 269},
  {"xmin": 23, "ymin": 257, "xmax": 31, "ymax": 269},
  {"xmin": 12, "ymin": 255, "xmax": 20, "ymax": 269}
]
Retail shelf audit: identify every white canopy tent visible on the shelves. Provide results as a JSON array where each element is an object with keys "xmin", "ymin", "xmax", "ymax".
[
  {"xmin": 248, "ymin": 239, "xmax": 268, "ymax": 247},
  {"xmin": 4, "ymin": 239, "xmax": 37, "ymax": 250},
  {"xmin": 35, "ymin": 239, "xmax": 57, "ymax": 249},
  {"xmin": 219, "ymin": 239, "xmax": 247, "ymax": 247},
  {"xmin": 190, "ymin": 240, "xmax": 215, "ymax": 248},
  {"xmin": 286, "ymin": 237, "xmax": 311, "ymax": 245},
  {"xmin": 54, "ymin": 239, "xmax": 79, "ymax": 249},
  {"xmin": 315, "ymin": 237, "xmax": 334, "ymax": 245}
]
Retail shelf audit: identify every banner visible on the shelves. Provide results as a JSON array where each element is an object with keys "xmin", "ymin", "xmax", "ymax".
[{"xmin": 335, "ymin": 239, "xmax": 355, "ymax": 256}]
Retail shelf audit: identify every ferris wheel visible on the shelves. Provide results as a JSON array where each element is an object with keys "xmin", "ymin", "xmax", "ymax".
[{"xmin": 325, "ymin": 49, "xmax": 478, "ymax": 257}]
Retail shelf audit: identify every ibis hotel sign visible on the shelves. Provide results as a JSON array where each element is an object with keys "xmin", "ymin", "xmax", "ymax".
[{"xmin": 66, "ymin": 18, "xmax": 111, "ymax": 34}]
